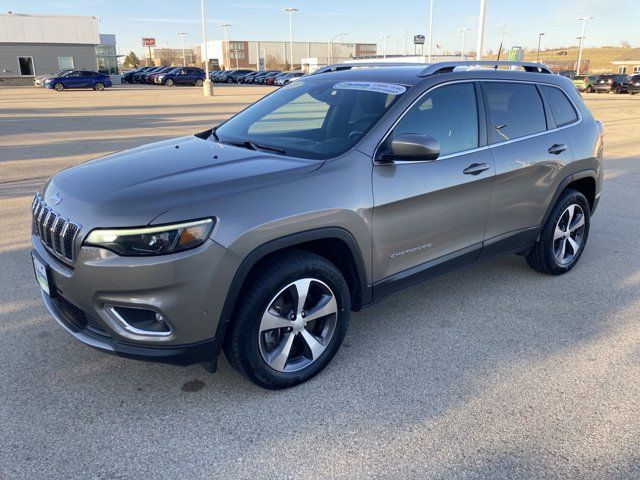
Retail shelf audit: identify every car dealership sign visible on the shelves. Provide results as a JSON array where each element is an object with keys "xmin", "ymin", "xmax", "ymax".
[{"xmin": 141, "ymin": 37, "xmax": 156, "ymax": 47}]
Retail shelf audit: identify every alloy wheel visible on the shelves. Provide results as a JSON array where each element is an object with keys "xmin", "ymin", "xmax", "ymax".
[
  {"xmin": 553, "ymin": 204, "xmax": 586, "ymax": 266},
  {"xmin": 258, "ymin": 278, "xmax": 338, "ymax": 373}
]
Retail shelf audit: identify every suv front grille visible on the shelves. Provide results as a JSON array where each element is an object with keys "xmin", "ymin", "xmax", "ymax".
[{"xmin": 32, "ymin": 193, "xmax": 81, "ymax": 263}]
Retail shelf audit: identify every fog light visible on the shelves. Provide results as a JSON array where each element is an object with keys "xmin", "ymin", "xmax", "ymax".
[{"xmin": 107, "ymin": 305, "xmax": 171, "ymax": 337}]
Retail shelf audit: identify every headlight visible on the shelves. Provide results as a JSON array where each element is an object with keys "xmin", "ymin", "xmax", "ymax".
[{"xmin": 84, "ymin": 219, "xmax": 214, "ymax": 256}]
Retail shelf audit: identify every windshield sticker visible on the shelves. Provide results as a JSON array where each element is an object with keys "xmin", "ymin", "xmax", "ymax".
[{"xmin": 333, "ymin": 81, "xmax": 406, "ymax": 95}]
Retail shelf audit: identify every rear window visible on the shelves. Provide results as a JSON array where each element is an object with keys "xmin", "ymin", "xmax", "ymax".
[
  {"xmin": 541, "ymin": 86, "xmax": 578, "ymax": 127},
  {"xmin": 482, "ymin": 82, "xmax": 546, "ymax": 144}
]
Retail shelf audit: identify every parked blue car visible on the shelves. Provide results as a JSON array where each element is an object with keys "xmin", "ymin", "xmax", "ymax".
[
  {"xmin": 44, "ymin": 70, "xmax": 112, "ymax": 91},
  {"xmin": 154, "ymin": 67, "xmax": 206, "ymax": 87}
]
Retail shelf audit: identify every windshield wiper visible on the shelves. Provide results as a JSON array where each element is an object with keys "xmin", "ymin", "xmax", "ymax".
[{"xmin": 223, "ymin": 140, "xmax": 287, "ymax": 155}]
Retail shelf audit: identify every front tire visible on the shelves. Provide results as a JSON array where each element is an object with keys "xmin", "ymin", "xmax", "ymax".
[
  {"xmin": 54, "ymin": 82, "xmax": 64, "ymax": 92},
  {"xmin": 526, "ymin": 189, "xmax": 590, "ymax": 275},
  {"xmin": 224, "ymin": 251, "xmax": 351, "ymax": 389},
  {"xmin": 165, "ymin": 78, "xmax": 174, "ymax": 87}
]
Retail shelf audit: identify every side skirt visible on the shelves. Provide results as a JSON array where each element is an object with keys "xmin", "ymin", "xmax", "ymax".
[{"xmin": 368, "ymin": 226, "xmax": 540, "ymax": 304}]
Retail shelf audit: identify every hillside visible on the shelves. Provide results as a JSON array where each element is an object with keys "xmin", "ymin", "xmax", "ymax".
[{"xmin": 521, "ymin": 47, "xmax": 640, "ymax": 73}]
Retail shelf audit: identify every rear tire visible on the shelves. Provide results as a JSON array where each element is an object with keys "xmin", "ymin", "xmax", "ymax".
[
  {"xmin": 224, "ymin": 250, "xmax": 351, "ymax": 389},
  {"xmin": 195, "ymin": 78, "xmax": 203, "ymax": 87},
  {"xmin": 526, "ymin": 189, "xmax": 590, "ymax": 275},
  {"xmin": 54, "ymin": 82, "xmax": 64, "ymax": 92},
  {"xmin": 94, "ymin": 82, "xmax": 105, "ymax": 91}
]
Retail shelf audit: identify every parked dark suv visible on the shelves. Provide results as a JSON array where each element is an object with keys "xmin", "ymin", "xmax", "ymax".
[
  {"xmin": 31, "ymin": 61, "xmax": 604, "ymax": 389},
  {"xmin": 628, "ymin": 74, "xmax": 640, "ymax": 95},
  {"xmin": 594, "ymin": 74, "xmax": 630, "ymax": 94}
]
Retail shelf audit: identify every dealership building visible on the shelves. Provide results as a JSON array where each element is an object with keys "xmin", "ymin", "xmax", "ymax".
[
  {"xmin": 196, "ymin": 40, "xmax": 377, "ymax": 71},
  {"xmin": 0, "ymin": 12, "xmax": 118, "ymax": 84}
]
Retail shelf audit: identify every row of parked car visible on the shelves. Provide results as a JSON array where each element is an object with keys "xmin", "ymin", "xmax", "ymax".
[
  {"xmin": 210, "ymin": 69, "xmax": 305, "ymax": 86},
  {"xmin": 121, "ymin": 66, "xmax": 206, "ymax": 87},
  {"xmin": 573, "ymin": 73, "xmax": 640, "ymax": 95}
]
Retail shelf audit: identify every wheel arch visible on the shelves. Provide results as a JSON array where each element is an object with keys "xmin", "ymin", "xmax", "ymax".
[
  {"xmin": 210, "ymin": 228, "xmax": 371, "ymax": 363},
  {"xmin": 541, "ymin": 170, "xmax": 597, "ymax": 229}
]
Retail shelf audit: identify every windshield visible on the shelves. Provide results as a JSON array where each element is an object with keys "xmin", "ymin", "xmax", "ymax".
[{"xmin": 215, "ymin": 79, "xmax": 406, "ymax": 160}]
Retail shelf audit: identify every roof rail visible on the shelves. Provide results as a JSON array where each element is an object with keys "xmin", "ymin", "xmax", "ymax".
[
  {"xmin": 418, "ymin": 61, "xmax": 553, "ymax": 77},
  {"xmin": 311, "ymin": 62, "xmax": 427, "ymax": 75}
]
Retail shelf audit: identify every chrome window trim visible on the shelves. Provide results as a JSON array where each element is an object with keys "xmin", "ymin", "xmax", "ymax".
[{"xmin": 373, "ymin": 78, "xmax": 582, "ymax": 165}]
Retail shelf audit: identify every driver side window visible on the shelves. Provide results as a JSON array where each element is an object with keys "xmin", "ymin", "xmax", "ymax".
[{"xmin": 392, "ymin": 83, "xmax": 479, "ymax": 156}]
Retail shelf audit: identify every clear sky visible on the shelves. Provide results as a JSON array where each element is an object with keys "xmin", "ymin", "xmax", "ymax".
[{"xmin": 6, "ymin": 0, "xmax": 640, "ymax": 56}]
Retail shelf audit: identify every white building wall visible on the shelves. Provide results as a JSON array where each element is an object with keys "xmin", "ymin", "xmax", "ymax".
[{"xmin": 0, "ymin": 13, "xmax": 100, "ymax": 45}]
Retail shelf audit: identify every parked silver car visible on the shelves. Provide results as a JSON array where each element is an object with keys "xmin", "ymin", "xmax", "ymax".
[{"xmin": 31, "ymin": 61, "xmax": 604, "ymax": 389}]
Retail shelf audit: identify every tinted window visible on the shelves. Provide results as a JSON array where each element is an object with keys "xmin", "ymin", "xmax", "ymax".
[
  {"xmin": 541, "ymin": 86, "xmax": 578, "ymax": 127},
  {"xmin": 483, "ymin": 82, "xmax": 546, "ymax": 143},
  {"xmin": 391, "ymin": 83, "xmax": 478, "ymax": 156}
]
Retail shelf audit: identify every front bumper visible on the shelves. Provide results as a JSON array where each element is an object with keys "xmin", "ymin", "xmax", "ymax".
[{"xmin": 32, "ymin": 235, "xmax": 241, "ymax": 365}]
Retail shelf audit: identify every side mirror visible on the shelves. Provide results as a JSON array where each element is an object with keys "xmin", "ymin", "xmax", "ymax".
[{"xmin": 379, "ymin": 133, "xmax": 440, "ymax": 162}]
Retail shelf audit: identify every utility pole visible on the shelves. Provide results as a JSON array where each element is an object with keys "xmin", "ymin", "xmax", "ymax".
[
  {"xmin": 200, "ymin": 0, "xmax": 212, "ymax": 96},
  {"xmin": 381, "ymin": 35, "xmax": 390, "ymax": 59},
  {"xmin": 283, "ymin": 8, "xmax": 298, "ymax": 70},
  {"xmin": 475, "ymin": 0, "xmax": 486, "ymax": 60},
  {"xmin": 177, "ymin": 32, "xmax": 187, "ymax": 66},
  {"xmin": 576, "ymin": 16, "xmax": 593, "ymax": 75},
  {"xmin": 458, "ymin": 27, "xmax": 470, "ymax": 60},
  {"xmin": 536, "ymin": 32, "xmax": 545, "ymax": 63},
  {"xmin": 427, "ymin": 0, "xmax": 434, "ymax": 62}
]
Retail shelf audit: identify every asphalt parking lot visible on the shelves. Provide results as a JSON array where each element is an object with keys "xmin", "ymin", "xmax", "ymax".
[{"xmin": 1, "ymin": 86, "xmax": 639, "ymax": 480}]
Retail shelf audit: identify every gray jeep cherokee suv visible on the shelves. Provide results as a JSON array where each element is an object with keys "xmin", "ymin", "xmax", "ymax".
[{"xmin": 31, "ymin": 61, "xmax": 604, "ymax": 389}]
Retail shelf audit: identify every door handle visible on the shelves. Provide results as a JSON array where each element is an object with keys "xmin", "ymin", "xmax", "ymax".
[
  {"xmin": 463, "ymin": 163, "xmax": 490, "ymax": 175},
  {"xmin": 548, "ymin": 144, "xmax": 567, "ymax": 155}
]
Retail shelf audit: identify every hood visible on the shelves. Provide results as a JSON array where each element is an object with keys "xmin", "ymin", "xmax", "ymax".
[{"xmin": 43, "ymin": 135, "xmax": 321, "ymax": 228}]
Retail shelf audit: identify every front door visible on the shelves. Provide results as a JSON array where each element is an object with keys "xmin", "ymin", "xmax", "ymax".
[{"xmin": 372, "ymin": 82, "xmax": 495, "ymax": 282}]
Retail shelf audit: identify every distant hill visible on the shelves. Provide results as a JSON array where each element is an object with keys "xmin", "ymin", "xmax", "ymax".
[{"xmin": 520, "ymin": 47, "xmax": 640, "ymax": 73}]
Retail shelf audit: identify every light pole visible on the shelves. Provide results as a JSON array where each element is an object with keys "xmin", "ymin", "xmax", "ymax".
[
  {"xmin": 283, "ymin": 8, "xmax": 298, "ymax": 70},
  {"xmin": 219, "ymin": 23, "xmax": 230, "ymax": 42},
  {"xmin": 458, "ymin": 27, "xmax": 470, "ymax": 60},
  {"xmin": 381, "ymin": 35, "xmax": 390, "ymax": 59},
  {"xmin": 328, "ymin": 33, "xmax": 346, "ymax": 65},
  {"xmin": 219, "ymin": 24, "xmax": 231, "ymax": 70},
  {"xmin": 475, "ymin": 0, "xmax": 487, "ymax": 60},
  {"xmin": 576, "ymin": 16, "xmax": 593, "ymax": 75},
  {"xmin": 200, "ymin": 0, "xmax": 212, "ymax": 96},
  {"xmin": 177, "ymin": 32, "xmax": 187, "ymax": 66},
  {"xmin": 426, "ymin": 0, "xmax": 434, "ymax": 62},
  {"xmin": 536, "ymin": 32, "xmax": 545, "ymax": 63}
]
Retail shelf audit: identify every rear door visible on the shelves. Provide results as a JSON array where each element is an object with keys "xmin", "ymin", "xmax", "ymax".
[
  {"xmin": 372, "ymin": 82, "xmax": 494, "ymax": 281},
  {"xmin": 481, "ymin": 81, "xmax": 575, "ymax": 245}
]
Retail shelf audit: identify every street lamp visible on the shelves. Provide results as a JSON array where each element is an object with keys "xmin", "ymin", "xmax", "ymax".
[
  {"xmin": 283, "ymin": 8, "xmax": 298, "ymax": 70},
  {"xmin": 475, "ymin": 0, "xmax": 487, "ymax": 61},
  {"xmin": 458, "ymin": 27, "xmax": 470, "ymax": 60},
  {"xmin": 200, "ymin": 0, "xmax": 213, "ymax": 96},
  {"xmin": 328, "ymin": 33, "xmax": 346, "ymax": 65},
  {"xmin": 576, "ymin": 16, "xmax": 593, "ymax": 75},
  {"xmin": 177, "ymin": 32, "xmax": 188, "ymax": 66},
  {"xmin": 536, "ymin": 32, "xmax": 545, "ymax": 63},
  {"xmin": 427, "ymin": 0, "xmax": 434, "ymax": 62},
  {"xmin": 381, "ymin": 35, "xmax": 390, "ymax": 59},
  {"xmin": 219, "ymin": 23, "xmax": 230, "ymax": 42}
]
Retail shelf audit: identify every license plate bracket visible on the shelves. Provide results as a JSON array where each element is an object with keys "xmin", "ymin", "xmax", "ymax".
[{"xmin": 31, "ymin": 253, "xmax": 55, "ymax": 297}]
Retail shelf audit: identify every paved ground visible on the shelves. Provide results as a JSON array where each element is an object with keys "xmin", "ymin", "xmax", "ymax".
[{"xmin": 1, "ymin": 86, "xmax": 639, "ymax": 480}]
